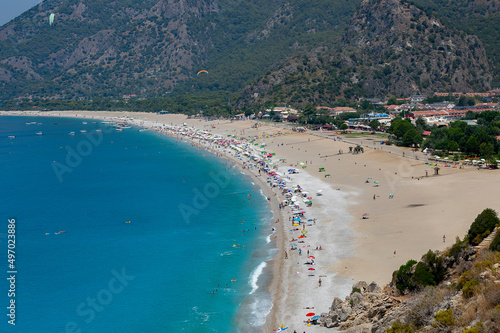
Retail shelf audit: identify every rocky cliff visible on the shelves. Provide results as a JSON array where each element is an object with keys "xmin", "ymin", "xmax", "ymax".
[{"xmin": 318, "ymin": 245, "xmax": 500, "ymax": 332}]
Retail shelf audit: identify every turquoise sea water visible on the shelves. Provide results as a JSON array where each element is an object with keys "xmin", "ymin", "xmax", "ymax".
[{"xmin": 0, "ymin": 116, "xmax": 274, "ymax": 332}]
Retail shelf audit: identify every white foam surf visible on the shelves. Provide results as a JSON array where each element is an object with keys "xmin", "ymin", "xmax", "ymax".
[{"xmin": 249, "ymin": 261, "xmax": 267, "ymax": 295}]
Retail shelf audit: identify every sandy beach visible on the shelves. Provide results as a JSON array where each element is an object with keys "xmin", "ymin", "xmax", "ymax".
[{"xmin": 4, "ymin": 110, "xmax": 500, "ymax": 332}]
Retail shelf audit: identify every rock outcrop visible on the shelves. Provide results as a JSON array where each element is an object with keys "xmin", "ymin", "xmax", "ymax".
[{"xmin": 319, "ymin": 246, "xmax": 500, "ymax": 332}]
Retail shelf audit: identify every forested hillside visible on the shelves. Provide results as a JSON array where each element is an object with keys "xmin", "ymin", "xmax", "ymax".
[
  {"xmin": 404, "ymin": 0, "xmax": 500, "ymax": 87},
  {"xmin": 0, "ymin": 0, "xmax": 360, "ymax": 100},
  {"xmin": 0, "ymin": 0, "xmax": 497, "ymax": 106},
  {"xmin": 239, "ymin": 0, "xmax": 493, "ymax": 107}
]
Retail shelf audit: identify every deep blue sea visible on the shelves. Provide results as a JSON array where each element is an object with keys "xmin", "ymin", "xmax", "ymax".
[{"xmin": 0, "ymin": 116, "xmax": 275, "ymax": 333}]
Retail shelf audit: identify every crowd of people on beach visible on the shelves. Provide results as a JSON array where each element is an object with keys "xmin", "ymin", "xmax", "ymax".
[{"xmin": 145, "ymin": 121, "xmax": 324, "ymax": 331}]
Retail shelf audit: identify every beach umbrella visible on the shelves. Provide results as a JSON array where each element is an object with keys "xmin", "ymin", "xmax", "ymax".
[
  {"xmin": 308, "ymin": 256, "xmax": 315, "ymax": 259},
  {"xmin": 374, "ymin": 181, "xmax": 379, "ymax": 184},
  {"xmin": 362, "ymin": 213, "xmax": 369, "ymax": 216},
  {"xmin": 311, "ymin": 315, "xmax": 321, "ymax": 320},
  {"xmin": 308, "ymin": 219, "xmax": 313, "ymax": 222},
  {"xmin": 308, "ymin": 268, "xmax": 315, "ymax": 270},
  {"xmin": 306, "ymin": 313, "xmax": 316, "ymax": 316},
  {"xmin": 301, "ymin": 230, "xmax": 307, "ymax": 234},
  {"xmin": 298, "ymin": 235, "xmax": 306, "ymax": 239},
  {"xmin": 291, "ymin": 243, "xmax": 297, "ymax": 246}
]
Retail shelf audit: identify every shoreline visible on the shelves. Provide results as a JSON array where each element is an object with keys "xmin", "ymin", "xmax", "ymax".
[
  {"xmin": 4, "ymin": 110, "xmax": 500, "ymax": 332},
  {"xmin": 2, "ymin": 111, "xmax": 292, "ymax": 331}
]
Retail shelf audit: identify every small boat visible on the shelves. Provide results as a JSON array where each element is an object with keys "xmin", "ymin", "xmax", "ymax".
[
  {"xmin": 115, "ymin": 128, "xmax": 123, "ymax": 132},
  {"xmin": 96, "ymin": 129, "xmax": 102, "ymax": 132},
  {"xmin": 82, "ymin": 122, "xmax": 87, "ymax": 124},
  {"xmin": 36, "ymin": 131, "xmax": 43, "ymax": 135},
  {"xmin": 139, "ymin": 129, "xmax": 147, "ymax": 132},
  {"xmin": 80, "ymin": 130, "xmax": 87, "ymax": 133},
  {"xmin": 8, "ymin": 135, "xmax": 15, "ymax": 139},
  {"xmin": 69, "ymin": 131, "xmax": 75, "ymax": 135}
]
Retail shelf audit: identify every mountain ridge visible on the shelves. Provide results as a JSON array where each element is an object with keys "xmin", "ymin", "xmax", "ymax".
[
  {"xmin": 239, "ymin": 0, "xmax": 492, "ymax": 107},
  {"xmin": 0, "ymin": 0, "xmax": 496, "ymax": 105}
]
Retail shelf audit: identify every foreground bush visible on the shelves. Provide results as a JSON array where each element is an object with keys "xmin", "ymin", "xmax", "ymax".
[{"xmin": 467, "ymin": 208, "xmax": 500, "ymax": 245}]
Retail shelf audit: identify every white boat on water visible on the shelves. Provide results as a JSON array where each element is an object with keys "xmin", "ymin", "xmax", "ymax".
[
  {"xmin": 115, "ymin": 128, "xmax": 123, "ymax": 132},
  {"xmin": 96, "ymin": 129, "xmax": 102, "ymax": 132},
  {"xmin": 82, "ymin": 122, "xmax": 88, "ymax": 125},
  {"xmin": 8, "ymin": 135, "xmax": 15, "ymax": 139},
  {"xmin": 69, "ymin": 131, "xmax": 75, "ymax": 135},
  {"xmin": 36, "ymin": 131, "xmax": 43, "ymax": 135},
  {"xmin": 80, "ymin": 130, "xmax": 87, "ymax": 133}
]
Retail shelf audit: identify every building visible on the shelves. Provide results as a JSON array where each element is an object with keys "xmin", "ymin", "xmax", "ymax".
[
  {"xmin": 265, "ymin": 106, "xmax": 298, "ymax": 120},
  {"xmin": 330, "ymin": 107, "xmax": 357, "ymax": 117},
  {"xmin": 409, "ymin": 95, "xmax": 427, "ymax": 103}
]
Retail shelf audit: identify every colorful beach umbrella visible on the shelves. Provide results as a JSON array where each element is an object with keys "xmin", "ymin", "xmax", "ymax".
[
  {"xmin": 308, "ymin": 268, "xmax": 315, "ymax": 270},
  {"xmin": 308, "ymin": 256, "xmax": 315, "ymax": 259},
  {"xmin": 306, "ymin": 313, "xmax": 315, "ymax": 316}
]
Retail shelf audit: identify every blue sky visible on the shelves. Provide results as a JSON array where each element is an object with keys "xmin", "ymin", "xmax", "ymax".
[{"xmin": 0, "ymin": 0, "xmax": 43, "ymax": 26}]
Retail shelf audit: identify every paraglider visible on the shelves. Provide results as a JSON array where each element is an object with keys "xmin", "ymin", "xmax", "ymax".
[
  {"xmin": 197, "ymin": 70, "xmax": 208, "ymax": 76},
  {"xmin": 49, "ymin": 13, "xmax": 55, "ymax": 26}
]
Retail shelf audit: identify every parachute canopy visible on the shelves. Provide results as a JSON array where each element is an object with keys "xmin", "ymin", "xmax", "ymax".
[
  {"xmin": 197, "ymin": 70, "xmax": 208, "ymax": 76},
  {"xmin": 49, "ymin": 13, "xmax": 55, "ymax": 26}
]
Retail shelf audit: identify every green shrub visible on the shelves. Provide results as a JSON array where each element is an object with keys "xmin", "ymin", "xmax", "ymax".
[
  {"xmin": 461, "ymin": 321, "xmax": 484, "ymax": 332},
  {"xmin": 448, "ymin": 237, "xmax": 467, "ymax": 261},
  {"xmin": 433, "ymin": 309, "xmax": 455, "ymax": 327},
  {"xmin": 490, "ymin": 232, "xmax": 500, "ymax": 251},
  {"xmin": 395, "ymin": 260, "xmax": 417, "ymax": 293},
  {"xmin": 462, "ymin": 279, "xmax": 479, "ymax": 298},
  {"xmin": 386, "ymin": 319, "xmax": 415, "ymax": 333},
  {"xmin": 467, "ymin": 208, "xmax": 500, "ymax": 245},
  {"xmin": 459, "ymin": 270, "xmax": 475, "ymax": 288},
  {"xmin": 414, "ymin": 262, "xmax": 435, "ymax": 286},
  {"xmin": 422, "ymin": 249, "xmax": 446, "ymax": 284},
  {"xmin": 351, "ymin": 287, "xmax": 361, "ymax": 294},
  {"xmin": 475, "ymin": 260, "xmax": 493, "ymax": 271}
]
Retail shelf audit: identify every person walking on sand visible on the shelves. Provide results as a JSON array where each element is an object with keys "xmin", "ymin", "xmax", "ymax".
[
  {"xmin": 443, "ymin": 235, "xmax": 446, "ymax": 243},
  {"xmin": 373, "ymin": 194, "xmax": 376, "ymax": 200},
  {"xmin": 319, "ymin": 278, "xmax": 322, "ymax": 287}
]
